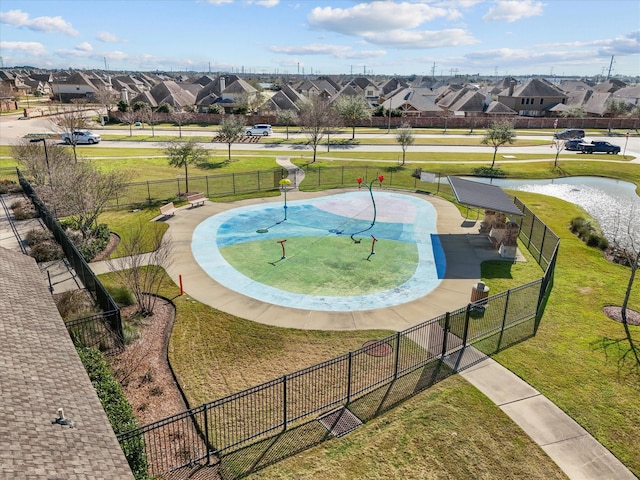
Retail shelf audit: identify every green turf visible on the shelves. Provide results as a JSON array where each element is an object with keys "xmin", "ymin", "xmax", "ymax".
[{"xmin": 220, "ymin": 236, "xmax": 418, "ymax": 296}]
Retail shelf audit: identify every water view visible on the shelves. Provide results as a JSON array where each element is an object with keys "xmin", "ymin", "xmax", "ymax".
[{"xmin": 463, "ymin": 176, "xmax": 640, "ymax": 249}]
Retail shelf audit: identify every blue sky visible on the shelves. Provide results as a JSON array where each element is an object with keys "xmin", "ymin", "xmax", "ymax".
[{"xmin": 1, "ymin": 0, "xmax": 638, "ymax": 77}]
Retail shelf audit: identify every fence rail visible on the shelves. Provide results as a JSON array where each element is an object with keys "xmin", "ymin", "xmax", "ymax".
[
  {"xmin": 18, "ymin": 170, "xmax": 124, "ymax": 352},
  {"xmin": 116, "ymin": 199, "xmax": 559, "ymax": 480}
]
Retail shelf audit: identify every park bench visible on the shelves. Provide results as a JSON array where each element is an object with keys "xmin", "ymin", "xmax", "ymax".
[
  {"xmin": 160, "ymin": 202, "xmax": 178, "ymax": 217},
  {"xmin": 187, "ymin": 193, "xmax": 206, "ymax": 208}
]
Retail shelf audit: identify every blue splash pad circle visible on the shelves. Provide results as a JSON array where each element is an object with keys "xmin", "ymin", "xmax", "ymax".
[{"xmin": 192, "ymin": 191, "xmax": 446, "ymax": 312}]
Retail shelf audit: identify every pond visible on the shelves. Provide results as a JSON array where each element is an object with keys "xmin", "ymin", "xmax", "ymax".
[{"xmin": 462, "ymin": 176, "xmax": 640, "ymax": 248}]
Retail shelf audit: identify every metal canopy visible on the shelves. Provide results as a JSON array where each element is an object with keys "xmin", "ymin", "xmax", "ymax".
[{"xmin": 447, "ymin": 176, "xmax": 524, "ymax": 216}]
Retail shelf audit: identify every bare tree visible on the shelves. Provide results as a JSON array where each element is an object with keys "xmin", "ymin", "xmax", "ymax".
[
  {"xmin": 93, "ymin": 87, "xmax": 118, "ymax": 115},
  {"xmin": 277, "ymin": 110, "xmax": 298, "ymax": 139},
  {"xmin": 121, "ymin": 110, "xmax": 139, "ymax": 137},
  {"xmin": 56, "ymin": 162, "xmax": 127, "ymax": 239},
  {"xmin": 12, "ymin": 138, "xmax": 74, "ymax": 188},
  {"xmin": 551, "ymin": 138, "xmax": 565, "ymax": 168},
  {"xmin": 52, "ymin": 109, "xmax": 90, "ymax": 162},
  {"xmin": 165, "ymin": 138, "xmax": 209, "ymax": 193},
  {"xmin": 395, "ymin": 123, "xmax": 415, "ymax": 165},
  {"xmin": 144, "ymin": 107, "xmax": 161, "ymax": 137},
  {"xmin": 107, "ymin": 222, "xmax": 173, "ymax": 317},
  {"xmin": 298, "ymin": 96, "xmax": 332, "ymax": 163},
  {"xmin": 215, "ymin": 116, "xmax": 245, "ymax": 161},
  {"xmin": 481, "ymin": 120, "xmax": 516, "ymax": 168},
  {"xmin": 333, "ymin": 95, "xmax": 372, "ymax": 140}
]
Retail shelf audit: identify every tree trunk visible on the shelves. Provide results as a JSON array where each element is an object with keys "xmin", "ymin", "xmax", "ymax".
[
  {"xmin": 184, "ymin": 163, "xmax": 189, "ymax": 194},
  {"xmin": 621, "ymin": 252, "xmax": 639, "ymax": 324}
]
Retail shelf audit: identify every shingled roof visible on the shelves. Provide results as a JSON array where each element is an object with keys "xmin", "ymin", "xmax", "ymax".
[
  {"xmin": 0, "ymin": 247, "xmax": 134, "ymax": 479},
  {"xmin": 448, "ymin": 177, "xmax": 523, "ymax": 216}
]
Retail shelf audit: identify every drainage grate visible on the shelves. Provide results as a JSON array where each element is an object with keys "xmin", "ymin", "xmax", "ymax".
[{"xmin": 318, "ymin": 407, "xmax": 362, "ymax": 437}]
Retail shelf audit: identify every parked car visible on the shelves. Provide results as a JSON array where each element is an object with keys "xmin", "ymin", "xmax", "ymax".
[
  {"xmin": 553, "ymin": 128, "xmax": 585, "ymax": 140},
  {"xmin": 579, "ymin": 141, "xmax": 621, "ymax": 154},
  {"xmin": 61, "ymin": 130, "xmax": 101, "ymax": 145},
  {"xmin": 245, "ymin": 124, "xmax": 272, "ymax": 136},
  {"xmin": 564, "ymin": 139, "xmax": 584, "ymax": 151}
]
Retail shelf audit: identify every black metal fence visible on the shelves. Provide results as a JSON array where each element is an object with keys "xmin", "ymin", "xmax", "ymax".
[
  {"xmin": 18, "ymin": 169, "xmax": 125, "ymax": 353},
  {"xmin": 107, "ymin": 169, "xmax": 287, "ymax": 208},
  {"xmin": 116, "ymin": 201, "xmax": 559, "ymax": 480}
]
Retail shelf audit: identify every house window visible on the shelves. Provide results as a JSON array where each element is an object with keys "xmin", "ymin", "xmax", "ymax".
[
  {"xmin": 521, "ymin": 99, "xmax": 525, "ymax": 104},
  {"xmin": 540, "ymin": 98, "xmax": 544, "ymax": 105}
]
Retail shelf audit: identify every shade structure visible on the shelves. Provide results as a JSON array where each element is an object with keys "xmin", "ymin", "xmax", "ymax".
[{"xmin": 447, "ymin": 176, "xmax": 523, "ymax": 216}]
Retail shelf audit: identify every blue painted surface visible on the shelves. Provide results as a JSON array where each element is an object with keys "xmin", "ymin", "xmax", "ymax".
[{"xmin": 192, "ymin": 192, "xmax": 445, "ymax": 311}]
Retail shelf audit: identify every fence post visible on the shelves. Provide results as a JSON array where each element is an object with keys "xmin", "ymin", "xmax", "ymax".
[
  {"xmin": 538, "ymin": 225, "xmax": 548, "ymax": 265},
  {"xmin": 204, "ymin": 406, "xmax": 211, "ymax": 465},
  {"xmin": 147, "ymin": 181, "xmax": 151, "ymax": 204},
  {"xmin": 341, "ymin": 166, "xmax": 344, "ymax": 186},
  {"xmin": 497, "ymin": 289, "xmax": 511, "ymax": 350},
  {"xmin": 282, "ymin": 375, "xmax": 287, "ymax": 432},
  {"xmin": 393, "ymin": 331, "xmax": 401, "ymax": 379},
  {"xmin": 206, "ymin": 175, "xmax": 210, "ymax": 197},
  {"xmin": 232, "ymin": 173, "xmax": 236, "ymax": 194},
  {"xmin": 317, "ymin": 167, "xmax": 320, "ymax": 187},
  {"xmin": 528, "ymin": 210, "xmax": 535, "ymax": 249},
  {"xmin": 441, "ymin": 312, "xmax": 450, "ymax": 359},
  {"xmin": 462, "ymin": 305, "xmax": 471, "ymax": 347},
  {"xmin": 346, "ymin": 351, "xmax": 353, "ymax": 405}
]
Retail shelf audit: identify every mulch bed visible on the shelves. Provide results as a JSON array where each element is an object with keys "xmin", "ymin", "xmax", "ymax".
[{"xmin": 602, "ymin": 306, "xmax": 640, "ymax": 326}]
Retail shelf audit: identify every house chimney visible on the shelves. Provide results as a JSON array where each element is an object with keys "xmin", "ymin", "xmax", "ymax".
[
  {"xmin": 219, "ymin": 76, "xmax": 226, "ymax": 93},
  {"xmin": 121, "ymin": 88, "xmax": 128, "ymax": 103},
  {"xmin": 508, "ymin": 80, "xmax": 515, "ymax": 96}
]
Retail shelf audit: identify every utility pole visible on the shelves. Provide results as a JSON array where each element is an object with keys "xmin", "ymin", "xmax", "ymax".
[
  {"xmin": 606, "ymin": 55, "xmax": 615, "ymax": 80},
  {"xmin": 431, "ymin": 62, "xmax": 436, "ymax": 79}
]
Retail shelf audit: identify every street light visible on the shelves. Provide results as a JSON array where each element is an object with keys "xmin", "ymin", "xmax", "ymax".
[{"xmin": 30, "ymin": 137, "xmax": 52, "ymax": 187}]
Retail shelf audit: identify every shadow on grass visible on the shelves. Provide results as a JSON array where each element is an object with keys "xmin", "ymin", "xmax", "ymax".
[
  {"xmin": 197, "ymin": 160, "xmax": 229, "ymax": 170},
  {"xmin": 217, "ymin": 361, "xmax": 455, "ymax": 479}
]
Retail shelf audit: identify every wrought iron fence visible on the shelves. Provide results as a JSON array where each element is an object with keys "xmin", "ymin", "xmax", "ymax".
[
  {"xmin": 18, "ymin": 169, "xmax": 124, "ymax": 352},
  {"xmin": 117, "ymin": 200, "xmax": 559, "ymax": 479}
]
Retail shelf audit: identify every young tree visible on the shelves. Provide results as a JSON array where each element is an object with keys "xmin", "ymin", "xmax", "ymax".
[
  {"xmin": 164, "ymin": 138, "xmax": 208, "ymax": 193},
  {"xmin": 395, "ymin": 123, "xmax": 415, "ymax": 165},
  {"xmin": 143, "ymin": 107, "xmax": 160, "ymax": 137},
  {"xmin": 298, "ymin": 96, "xmax": 332, "ymax": 163},
  {"xmin": 481, "ymin": 120, "xmax": 516, "ymax": 168},
  {"xmin": 106, "ymin": 222, "xmax": 173, "ymax": 317},
  {"xmin": 277, "ymin": 110, "xmax": 298, "ymax": 139},
  {"xmin": 172, "ymin": 110, "xmax": 193, "ymax": 138},
  {"xmin": 333, "ymin": 95, "xmax": 372, "ymax": 140},
  {"xmin": 52, "ymin": 108, "xmax": 90, "ymax": 162},
  {"xmin": 551, "ymin": 138, "xmax": 565, "ymax": 168},
  {"xmin": 12, "ymin": 138, "xmax": 74, "ymax": 188},
  {"xmin": 215, "ymin": 116, "xmax": 245, "ymax": 162},
  {"xmin": 93, "ymin": 87, "xmax": 118, "ymax": 115}
]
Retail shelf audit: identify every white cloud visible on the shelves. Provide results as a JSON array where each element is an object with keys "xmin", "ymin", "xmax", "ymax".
[
  {"xmin": 308, "ymin": 1, "xmax": 452, "ymax": 35},
  {"xmin": 362, "ymin": 28, "xmax": 478, "ymax": 49},
  {"xmin": 206, "ymin": 0, "xmax": 234, "ymax": 4},
  {"xmin": 247, "ymin": 0, "xmax": 280, "ymax": 6},
  {"xmin": 269, "ymin": 43, "xmax": 386, "ymax": 60},
  {"xmin": 0, "ymin": 9, "xmax": 78, "ymax": 36},
  {"xmin": 96, "ymin": 31, "xmax": 122, "ymax": 43},
  {"xmin": 482, "ymin": 0, "xmax": 544, "ymax": 23},
  {"xmin": 75, "ymin": 42, "xmax": 93, "ymax": 52},
  {"xmin": 0, "ymin": 40, "xmax": 47, "ymax": 56}
]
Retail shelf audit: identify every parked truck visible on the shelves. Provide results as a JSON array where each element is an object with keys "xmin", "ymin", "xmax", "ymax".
[{"xmin": 579, "ymin": 141, "xmax": 620, "ymax": 154}]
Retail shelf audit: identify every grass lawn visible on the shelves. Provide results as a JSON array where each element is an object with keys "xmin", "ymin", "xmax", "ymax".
[{"xmin": 8, "ymin": 135, "xmax": 636, "ymax": 476}]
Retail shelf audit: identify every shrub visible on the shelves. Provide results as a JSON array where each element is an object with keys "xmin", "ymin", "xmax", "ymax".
[
  {"xmin": 54, "ymin": 290, "xmax": 99, "ymax": 320},
  {"xmin": 11, "ymin": 199, "xmax": 37, "ymax": 220},
  {"xmin": 25, "ymin": 228, "xmax": 54, "ymax": 246},
  {"xmin": 472, "ymin": 166, "xmax": 506, "ymax": 178},
  {"xmin": 570, "ymin": 217, "xmax": 609, "ymax": 252},
  {"xmin": 29, "ymin": 240, "xmax": 64, "ymax": 262},
  {"xmin": 0, "ymin": 179, "xmax": 22, "ymax": 194},
  {"xmin": 76, "ymin": 347, "xmax": 148, "ymax": 479}
]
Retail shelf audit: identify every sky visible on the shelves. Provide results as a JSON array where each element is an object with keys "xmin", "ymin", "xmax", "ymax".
[{"xmin": 1, "ymin": 0, "xmax": 639, "ymax": 78}]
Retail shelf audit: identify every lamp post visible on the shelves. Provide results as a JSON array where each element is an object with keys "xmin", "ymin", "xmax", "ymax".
[
  {"xmin": 30, "ymin": 137, "xmax": 52, "ymax": 187},
  {"xmin": 279, "ymin": 178, "xmax": 291, "ymax": 220}
]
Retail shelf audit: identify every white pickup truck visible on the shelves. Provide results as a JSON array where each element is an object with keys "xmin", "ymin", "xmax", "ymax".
[{"xmin": 61, "ymin": 130, "xmax": 101, "ymax": 145}]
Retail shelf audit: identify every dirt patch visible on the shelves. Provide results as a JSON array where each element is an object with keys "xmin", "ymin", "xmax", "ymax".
[{"xmin": 603, "ymin": 306, "xmax": 640, "ymax": 326}]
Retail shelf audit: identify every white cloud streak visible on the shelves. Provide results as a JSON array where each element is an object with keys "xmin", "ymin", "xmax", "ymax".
[
  {"xmin": 0, "ymin": 9, "xmax": 78, "ymax": 36},
  {"xmin": 482, "ymin": 0, "xmax": 544, "ymax": 23}
]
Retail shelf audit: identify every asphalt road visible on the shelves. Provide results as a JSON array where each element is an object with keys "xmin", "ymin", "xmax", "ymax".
[{"xmin": 2, "ymin": 112, "xmax": 639, "ymax": 162}]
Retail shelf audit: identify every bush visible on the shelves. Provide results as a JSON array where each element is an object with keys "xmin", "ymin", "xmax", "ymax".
[
  {"xmin": 60, "ymin": 221, "xmax": 111, "ymax": 262},
  {"xmin": 472, "ymin": 166, "xmax": 506, "ymax": 178},
  {"xmin": 54, "ymin": 290, "xmax": 99, "ymax": 321},
  {"xmin": 29, "ymin": 239, "xmax": 64, "ymax": 262},
  {"xmin": 25, "ymin": 228, "xmax": 53, "ymax": 246},
  {"xmin": 76, "ymin": 347, "xmax": 148, "ymax": 479},
  {"xmin": 11, "ymin": 199, "xmax": 37, "ymax": 220},
  {"xmin": 0, "ymin": 179, "xmax": 22, "ymax": 194},
  {"xmin": 570, "ymin": 217, "xmax": 609, "ymax": 252}
]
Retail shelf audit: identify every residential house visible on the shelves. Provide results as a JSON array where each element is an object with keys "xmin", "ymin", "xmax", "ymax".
[{"xmin": 497, "ymin": 78, "xmax": 566, "ymax": 116}]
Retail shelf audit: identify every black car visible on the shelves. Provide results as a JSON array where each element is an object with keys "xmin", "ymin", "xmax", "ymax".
[
  {"xmin": 579, "ymin": 141, "xmax": 621, "ymax": 154},
  {"xmin": 553, "ymin": 128, "xmax": 585, "ymax": 140},
  {"xmin": 564, "ymin": 139, "xmax": 583, "ymax": 151}
]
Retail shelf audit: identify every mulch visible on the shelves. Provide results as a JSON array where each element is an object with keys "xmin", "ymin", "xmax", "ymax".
[{"xmin": 602, "ymin": 306, "xmax": 640, "ymax": 326}]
